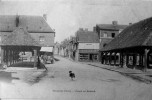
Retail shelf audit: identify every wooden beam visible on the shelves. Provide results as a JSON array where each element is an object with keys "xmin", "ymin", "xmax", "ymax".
[
  {"xmin": 1, "ymin": 47, "xmax": 4, "ymax": 64},
  {"xmin": 120, "ymin": 52, "xmax": 123, "ymax": 67},
  {"xmin": 133, "ymin": 54, "xmax": 137, "ymax": 66},
  {"xmin": 105, "ymin": 52, "xmax": 108, "ymax": 65},
  {"xmin": 126, "ymin": 54, "xmax": 129, "ymax": 67},
  {"xmin": 109, "ymin": 52, "xmax": 112, "ymax": 65},
  {"xmin": 114, "ymin": 52, "xmax": 117, "ymax": 65},
  {"xmin": 101, "ymin": 52, "xmax": 104, "ymax": 64}
]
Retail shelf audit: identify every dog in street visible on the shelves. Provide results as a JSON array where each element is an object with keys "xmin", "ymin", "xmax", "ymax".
[{"xmin": 69, "ymin": 71, "xmax": 75, "ymax": 81}]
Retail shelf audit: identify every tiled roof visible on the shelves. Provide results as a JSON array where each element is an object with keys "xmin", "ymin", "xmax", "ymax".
[
  {"xmin": 101, "ymin": 17, "xmax": 152, "ymax": 51},
  {"xmin": 0, "ymin": 15, "xmax": 55, "ymax": 33},
  {"xmin": 97, "ymin": 24, "xmax": 128, "ymax": 30},
  {"xmin": 76, "ymin": 30, "xmax": 99, "ymax": 43},
  {"xmin": 1, "ymin": 27, "xmax": 40, "ymax": 46}
]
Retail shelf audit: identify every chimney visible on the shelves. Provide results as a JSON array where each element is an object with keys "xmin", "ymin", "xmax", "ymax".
[
  {"xmin": 112, "ymin": 21, "xmax": 118, "ymax": 26},
  {"xmin": 93, "ymin": 26, "xmax": 96, "ymax": 32},
  {"xmin": 16, "ymin": 15, "xmax": 19, "ymax": 27},
  {"xmin": 84, "ymin": 28, "xmax": 88, "ymax": 32},
  {"xmin": 43, "ymin": 14, "xmax": 47, "ymax": 21}
]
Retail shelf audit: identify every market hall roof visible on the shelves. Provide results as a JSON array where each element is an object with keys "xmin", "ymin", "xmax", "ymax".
[
  {"xmin": 76, "ymin": 30, "xmax": 99, "ymax": 43},
  {"xmin": 1, "ymin": 27, "xmax": 40, "ymax": 47},
  {"xmin": 101, "ymin": 17, "xmax": 152, "ymax": 51},
  {"xmin": 0, "ymin": 15, "xmax": 55, "ymax": 33}
]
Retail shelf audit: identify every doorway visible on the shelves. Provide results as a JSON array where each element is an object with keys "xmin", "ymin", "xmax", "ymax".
[{"xmin": 90, "ymin": 54, "xmax": 93, "ymax": 61}]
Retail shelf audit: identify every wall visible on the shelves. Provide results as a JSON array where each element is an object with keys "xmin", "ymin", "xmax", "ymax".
[
  {"xmin": 29, "ymin": 32, "xmax": 55, "ymax": 47},
  {"xmin": 0, "ymin": 32, "xmax": 12, "ymax": 43},
  {"xmin": 100, "ymin": 30, "xmax": 119, "ymax": 38}
]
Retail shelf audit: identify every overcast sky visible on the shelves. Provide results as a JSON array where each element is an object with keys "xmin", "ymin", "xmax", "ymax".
[{"xmin": 1, "ymin": 0, "xmax": 152, "ymax": 42}]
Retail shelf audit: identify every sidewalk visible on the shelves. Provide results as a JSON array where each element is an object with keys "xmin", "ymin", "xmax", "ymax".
[{"xmin": 82, "ymin": 62, "xmax": 152, "ymax": 84}]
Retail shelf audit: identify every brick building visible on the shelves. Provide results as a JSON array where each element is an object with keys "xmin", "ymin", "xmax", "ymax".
[{"xmin": 94, "ymin": 21, "xmax": 128, "ymax": 50}]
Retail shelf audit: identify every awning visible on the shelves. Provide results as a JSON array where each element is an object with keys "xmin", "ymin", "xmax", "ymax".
[{"xmin": 40, "ymin": 47, "xmax": 53, "ymax": 52}]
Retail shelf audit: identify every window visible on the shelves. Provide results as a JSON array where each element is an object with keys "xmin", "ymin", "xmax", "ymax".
[
  {"xmin": 103, "ymin": 32, "xmax": 108, "ymax": 37},
  {"xmin": 79, "ymin": 54, "xmax": 89, "ymax": 61},
  {"xmin": 39, "ymin": 36, "xmax": 45, "ymax": 42},
  {"xmin": 111, "ymin": 33, "xmax": 115, "ymax": 38}
]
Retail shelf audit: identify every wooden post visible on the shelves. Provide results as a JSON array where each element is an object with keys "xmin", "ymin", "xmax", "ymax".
[
  {"xmin": 105, "ymin": 52, "xmax": 107, "ymax": 65},
  {"xmin": 12, "ymin": 50, "xmax": 14, "ymax": 64},
  {"xmin": 109, "ymin": 52, "xmax": 112, "ymax": 65},
  {"xmin": 120, "ymin": 52, "xmax": 123, "ymax": 67},
  {"xmin": 34, "ymin": 49, "xmax": 37, "ymax": 68},
  {"xmin": 1, "ymin": 47, "xmax": 4, "ymax": 64},
  {"xmin": 7, "ymin": 48, "xmax": 9, "ymax": 66},
  {"xmin": 4, "ymin": 47, "xmax": 6, "ymax": 64},
  {"xmin": 140, "ymin": 54, "xmax": 143, "ymax": 66},
  {"xmin": 101, "ymin": 52, "xmax": 104, "ymax": 64},
  {"xmin": 126, "ymin": 54, "xmax": 129, "ymax": 67},
  {"xmin": 143, "ymin": 49, "xmax": 149, "ymax": 72},
  {"xmin": 114, "ymin": 52, "xmax": 117, "ymax": 66},
  {"xmin": 9, "ymin": 50, "xmax": 12, "ymax": 65},
  {"xmin": 133, "ymin": 54, "xmax": 136, "ymax": 65}
]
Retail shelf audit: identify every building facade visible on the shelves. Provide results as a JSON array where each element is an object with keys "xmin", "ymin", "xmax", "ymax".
[
  {"xmin": 94, "ymin": 21, "xmax": 128, "ymax": 61},
  {"xmin": 94, "ymin": 21, "xmax": 128, "ymax": 50},
  {"xmin": 0, "ymin": 15, "xmax": 55, "ymax": 62},
  {"xmin": 100, "ymin": 17, "xmax": 152, "ymax": 71},
  {"xmin": 74, "ymin": 28, "xmax": 99, "ymax": 62}
]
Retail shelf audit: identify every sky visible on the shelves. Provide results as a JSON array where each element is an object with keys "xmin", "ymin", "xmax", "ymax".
[{"xmin": 1, "ymin": 0, "xmax": 152, "ymax": 42}]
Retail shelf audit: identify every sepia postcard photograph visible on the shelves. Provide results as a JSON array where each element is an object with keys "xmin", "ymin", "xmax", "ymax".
[{"xmin": 0, "ymin": 0, "xmax": 152, "ymax": 100}]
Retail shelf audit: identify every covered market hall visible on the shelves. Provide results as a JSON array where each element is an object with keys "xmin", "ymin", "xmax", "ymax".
[
  {"xmin": 100, "ymin": 17, "xmax": 152, "ymax": 71},
  {"xmin": 0, "ymin": 27, "xmax": 41, "ymax": 67}
]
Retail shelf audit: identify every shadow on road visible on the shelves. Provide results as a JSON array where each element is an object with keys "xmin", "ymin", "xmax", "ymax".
[{"xmin": 0, "ymin": 71, "xmax": 19, "ymax": 83}]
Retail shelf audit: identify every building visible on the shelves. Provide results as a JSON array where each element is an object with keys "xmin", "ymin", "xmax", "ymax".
[
  {"xmin": 94, "ymin": 21, "xmax": 128, "ymax": 50},
  {"xmin": 1, "ymin": 27, "xmax": 41, "ymax": 66},
  {"xmin": 54, "ymin": 42, "xmax": 60, "ymax": 55},
  {"xmin": 74, "ymin": 28, "xmax": 99, "ymax": 62},
  {"xmin": 100, "ymin": 17, "xmax": 152, "ymax": 71},
  {"xmin": 0, "ymin": 15, "xmax": 55, "ymax": 63}
]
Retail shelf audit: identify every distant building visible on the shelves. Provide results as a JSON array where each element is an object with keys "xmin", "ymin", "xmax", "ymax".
[
  {"xmin": 94, "ymin": 21, "xmax": 128, "ymax": 50},
  {"xmin": 74, "ymin": 28, "xmax": 99, "ymax": 62},
  {"xmin": 54, "ymin": 42, "xmax": 60, "ymax": 55},
  {"xmin": 0, "ymin": 15, "xmax": 55, "ymax": 59}
]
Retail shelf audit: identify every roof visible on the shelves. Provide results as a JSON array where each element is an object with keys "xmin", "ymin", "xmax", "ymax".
[
  {"xmin": 1, "ymin": 27, "xmax": 40, "ymax": 46},
  {"xmin": 101, "ymin": 17, "xmax": 152, "ymax": 51},
  {"xmin": 97, "ymin": 24, "xmax": 128, "ymax": 30},
  {"xmin": 0, "ymin": 15, "xmax": 55, "ymax": 33},
  {"xmin": 76, "ymin": 30, "xmax": 99, "ymax": 43}
]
